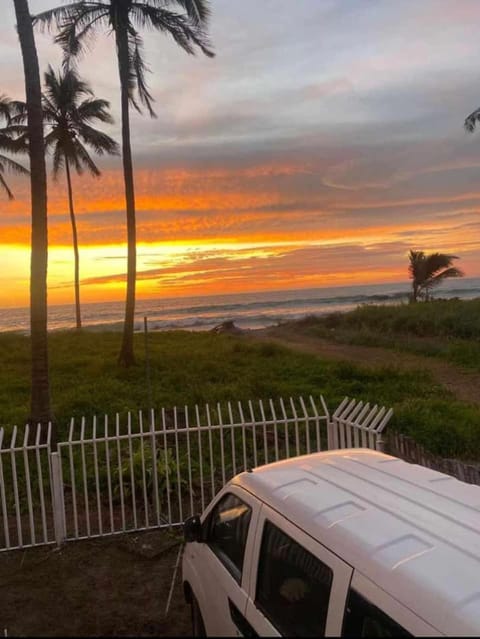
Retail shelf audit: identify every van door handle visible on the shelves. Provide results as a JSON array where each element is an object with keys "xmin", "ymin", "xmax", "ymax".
[{"xmin": 228, "ymin": 598, "xmax": 258, "ymax": 638}]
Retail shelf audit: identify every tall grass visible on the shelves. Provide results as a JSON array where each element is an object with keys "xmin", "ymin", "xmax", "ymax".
[
  {"xmin": 0, "ymin": 328, "xmax": 479, "ymax": 459},
  {"xmin": 317, "ymin": 298, "xmax": 480, "ymax": 338},
  {"xmin": 295, "ymin": 298, "xmax": 480, "ymax": 370}
]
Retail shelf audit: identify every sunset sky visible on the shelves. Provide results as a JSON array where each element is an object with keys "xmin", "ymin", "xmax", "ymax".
[{"xmin": 2, "ymin": 0, "xmax": 480, "ymax": 307}]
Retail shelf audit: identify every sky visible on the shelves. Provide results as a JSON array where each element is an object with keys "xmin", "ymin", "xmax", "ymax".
[{"xmin": 2, "ymin": 0, "xmax": 480, "ymax": 307}]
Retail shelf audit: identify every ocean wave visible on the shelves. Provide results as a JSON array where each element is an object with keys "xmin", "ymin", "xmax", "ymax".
[
  {"xmin": 142, "ymin": 290, "xmax": 411, "ymax": 319},
  {"xmin": 435, "ymin": 286, "xmax": 480, "ymax": 297},
  {"xmin": 2, "ymin": 279, "xmax": 480, "ymax": 334},
  {"xmin": 139, "ymin": 313, "xmax": 280, "ymax": 331}
]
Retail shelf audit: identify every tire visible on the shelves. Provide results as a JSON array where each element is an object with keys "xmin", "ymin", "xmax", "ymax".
[{"xmin": 191, "ymin": 594, "xmax": 206, "ymax": 637}]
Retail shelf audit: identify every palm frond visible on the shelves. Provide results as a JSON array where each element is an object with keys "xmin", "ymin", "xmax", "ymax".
[
  {"xmin": 69, "ymin": 145, "xmax": 84, "ymax": 175},
  {"xmin": 139, "ymin": 0, "xmax": 211, "ymax": 27},
  {"xmin": 1, "ymin": 124, "xmax": 29, "ymax": 138},
  {"xmin": 129, "ymin": 28, "xmax": 156, "ymax": 116},
  {"xmin": 44, "ymin": 127, "xmax": 62, "ymax": 152},
  {"xmin": 33, "ymin": 2, "xmax": 86, "ymax": 31},
  {"xmin": 0, "ymin": 171, "xmax": 14, "ymax": 200},
  {"xmin": 0, "ymin": 153, "xmax": 29, "ymax": 176},
  {"xmin": 77, "ymin": 123, "xmax": 119, "ymax": 155},
  {"xmin": 41, "ymin": 94, "xmax": 61, "ymax": 124},
  {"xmin": 424, "ymin": 266, "xmax": 464, "ymax": 290},
  {"xmin": 0, "ymin": 96, "xmax": 12, "ymax": 122},
  {"xmin": 75, "ymin": 98, "xmax": 114, "ymax": 124},
  {"xmin": 34, "ymin": 3, "xmax": 111, "ymax": 61},
  {"xmin": 73, "ymin": 139, "xmax": 100, "ymax": 176},
  {"xmin": 408, "ymin": 250, "xmax": 424, "ymax": 279},
  {"xmin": 465, "ymin": 108, "xmax": 480, "ymax": 133},
  {"xmin": 423, "ymin": 252, "xmax": 459, "ymax": 278},
  {"xmin": 2, "ymin": 99, "xmax": 27, "ymax": 125},
  {"xmin": 132, "ymin": 4, "xmax": 214, "ymax": 57},
  {"xmin": 174, "ymin": 0, "xmax": 211, "ymax": 27},
  {"xmin": 0, "ymin": 95, "xmax": 29, "ymax": 199},
  {"xmin": 55, "ymin": 8, "xmax": 111, "ymax": 62},
  {"xmin": 0, "ymin": 96, "xmax": 28, "ymax": 126},
  {"xmin": 51, "ymin": 142, "xmax": 65, "ymax": 179},
  {"xmin": 0, "ymin": 131, "xmax": 29, "ymax": 155},
  {"xmin": 44, "ymin": 65, "xmax": 93, "ymax": 111}
]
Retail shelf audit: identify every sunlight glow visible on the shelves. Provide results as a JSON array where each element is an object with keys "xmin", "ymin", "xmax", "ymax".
[{"xmin": 1, "ymin": 212, "xmax": 478, "ymax": 309}]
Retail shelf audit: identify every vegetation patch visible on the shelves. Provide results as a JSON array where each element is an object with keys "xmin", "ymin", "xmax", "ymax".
[
  {"xmin": 0, "ymin": 328, "xmax": 479, "ymax": 460},
  {"xmin": 394, "ymin": 398, "xmax": 480, "ymax": 460},
  {"xmin": 288, "ymin": 298, "xmax": 480, "ymax": 371}
]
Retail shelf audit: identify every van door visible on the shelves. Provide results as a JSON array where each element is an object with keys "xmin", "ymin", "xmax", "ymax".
[
  {"xmin": 245, "ymin": 504, "xmax": 353, "ymax": 636},
  {"xmin": 190, "ymin": 486, "xmax": 260, "ymax": 636},
  {"xmin": 342, "ymin": 571, "xmax": 441, "ymax": 637}
]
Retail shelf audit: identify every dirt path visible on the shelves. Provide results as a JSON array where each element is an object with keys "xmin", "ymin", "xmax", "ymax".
[{"xmin": 247, "ymin": 326, "xmax": 480, "ymax": 406}]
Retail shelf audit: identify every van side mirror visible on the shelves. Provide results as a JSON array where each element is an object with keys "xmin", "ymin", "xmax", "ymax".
[{"xmin": 184, "ymin": 515, "xmax": 202, "ymax": 543}]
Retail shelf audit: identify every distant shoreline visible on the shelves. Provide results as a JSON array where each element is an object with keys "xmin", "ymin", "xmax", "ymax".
[
  {"xmin": 0, "ymin": 295, "xmax": 478, "ymax": 337},
  {"xmin": 1, "ymin": 280, "xmax": 480, "ymax": 335}
]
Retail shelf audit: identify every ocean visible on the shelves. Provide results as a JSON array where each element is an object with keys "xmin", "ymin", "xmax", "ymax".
[{"xmin": 1, "ymin": 277, "xmax": 480, "ymax": 334}]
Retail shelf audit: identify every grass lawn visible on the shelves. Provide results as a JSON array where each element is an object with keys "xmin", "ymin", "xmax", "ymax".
[{"xmin": 0, "ymin": 325, "xmax": 479, "ymax": 459}]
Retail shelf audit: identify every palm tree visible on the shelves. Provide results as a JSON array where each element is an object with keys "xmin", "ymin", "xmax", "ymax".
[
  {"xmin": 34, "ymin": 1, "xmax": 214, "ymax": 366},
  {"xmin": 408, "ymin": 250, "xmax": 464, "ymax": 302},
  {"xmin": 13, "ymin": 0, "xmax": 52, "ymax": 431},
  {"xmin": 42, "ymin": 66, "xmax": 119, "ymax": 329},
  {"xmin": 0, "ymin": 95, "xmax": 29, "ymax": 199}
]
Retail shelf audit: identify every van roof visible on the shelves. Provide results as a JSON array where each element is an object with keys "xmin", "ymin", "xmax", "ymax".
[{"xmin": 233, "ymin": 449, "xmax": 480, "ymax": 636}]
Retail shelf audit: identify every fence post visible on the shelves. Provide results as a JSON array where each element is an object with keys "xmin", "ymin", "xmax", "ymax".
[
  {"xmin": 326, "ymin": 420, "xmax": 333, "ymax": 450},
  {"xmin": 376, "ymin": 433, "xmax": 385, "ymax": 453},
  {"xmin": 50, "ymin": 451, "xmax": 66, "ymax": 546}
]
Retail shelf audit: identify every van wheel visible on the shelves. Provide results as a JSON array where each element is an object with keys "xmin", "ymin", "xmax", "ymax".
[{"xmin": 191, "ymin": 595, "xmax": 206, "ymax": 637}]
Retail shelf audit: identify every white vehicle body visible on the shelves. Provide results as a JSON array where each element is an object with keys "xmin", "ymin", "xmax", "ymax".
[{"xmin": 182, "ymin": 448, "xmax": 480, "ymax": 636}]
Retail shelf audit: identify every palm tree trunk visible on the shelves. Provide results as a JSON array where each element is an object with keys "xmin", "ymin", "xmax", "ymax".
[
  {"xmin": 116, "ymin": 23, "xmax": 136, "ymax": 367},
  {"xmin": 412, "ymin": 282, "xmax": 418, "ymax": 303},
  {"xmin": 65, "ymin": 156, "xmax": 81, "ymax": 329},
  {"xmin": 13, "ymin": 0, "xmax": 53, "ymax": 436}
]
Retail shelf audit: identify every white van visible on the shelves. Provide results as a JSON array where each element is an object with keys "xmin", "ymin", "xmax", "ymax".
[{"xmin": 182, "ymin": 448, "xmax": 480, "ymax": 637}]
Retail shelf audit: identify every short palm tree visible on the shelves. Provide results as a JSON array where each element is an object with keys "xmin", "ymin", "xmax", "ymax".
[
  {"xmin": 42, "ymin": 65, "xmax": 119, "ymax": 329},
  {"xmin": 0, "ymin": 95, "xmax": 29, "ymax": 199},
  {"xmin": 408, "ymin": 250, "xmax": 464, "ymax": 302},
  {"xmin": 35, "ymin": 1, "xmax": 214, "ymax": 366}
]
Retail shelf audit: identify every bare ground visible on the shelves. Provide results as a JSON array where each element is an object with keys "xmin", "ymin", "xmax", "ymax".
[
  {"xmin": 248, "ymin": 325, "xmax": 480, "ymax": 406},
  {"xmin": 0, "ymin": 530, "xmax": 191, "ymax": 637}
]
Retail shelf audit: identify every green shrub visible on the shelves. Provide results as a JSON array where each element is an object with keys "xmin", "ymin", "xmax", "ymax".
[{"xmin": 393, "ymin": 398, "xmax": 480, "ymax": 460}]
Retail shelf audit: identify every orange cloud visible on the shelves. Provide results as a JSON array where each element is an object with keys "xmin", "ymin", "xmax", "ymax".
[{"xmin": 2, "ymin": 143, "xmax": 480, "ymax": 307}]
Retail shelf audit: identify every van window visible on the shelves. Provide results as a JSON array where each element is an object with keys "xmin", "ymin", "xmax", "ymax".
[
  {"xmin": 342, "ymin": 588, "xmax": 412, "ymax": 637},
  {"xmin": 255, "ymin": 521, "xmax": 333, "ymax": 637},
  {"xmin": 206, "ymin": 493, "xmax": 252, "ymax": 583}
]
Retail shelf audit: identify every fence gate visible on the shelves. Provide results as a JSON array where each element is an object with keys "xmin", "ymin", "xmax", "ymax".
[
  {"xmin": 0, "ymin": 424, "xmax": 56, "ymax": 552},
  {"xmin": 328, "ymin": 397, "xmax": 392, "ymax": 451},
  {"xmin": 0, "ymin": 395, "xmax": 392, "ymax": 552}
]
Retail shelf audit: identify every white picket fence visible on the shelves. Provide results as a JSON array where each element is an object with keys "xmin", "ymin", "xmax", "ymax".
[
  {"xmin": 330, "ymin": 397, "xmax": 393, "ymax": 450},
  {"xmin": 0, "ymin": 395, "xmax": 392, "ymax": 553}
]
